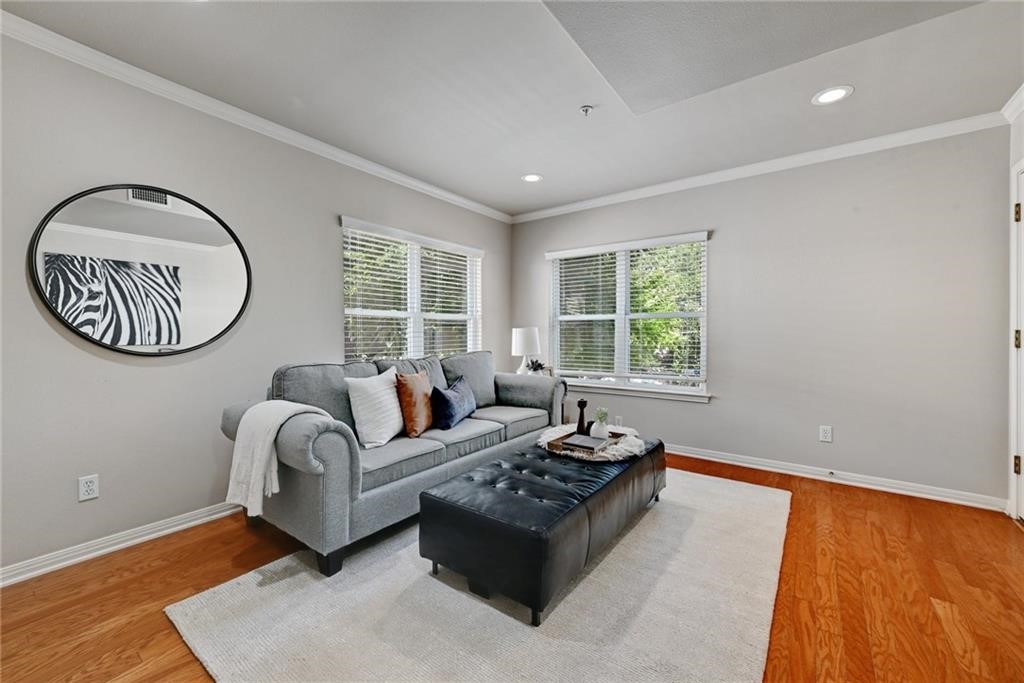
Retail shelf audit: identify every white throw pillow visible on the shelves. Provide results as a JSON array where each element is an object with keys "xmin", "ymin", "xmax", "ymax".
[{"xmin": 346, "ymin": 367, "xmax": 404, "ymax": 449}]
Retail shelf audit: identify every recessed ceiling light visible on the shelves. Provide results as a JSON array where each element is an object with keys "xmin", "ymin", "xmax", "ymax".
[
  {"xmin": 521, "ymin": 174, "xmax": 543, "ymax": 183},
  {"xmin": 811, "ymin": 85, "xmax": 854, "ymax": 106}
]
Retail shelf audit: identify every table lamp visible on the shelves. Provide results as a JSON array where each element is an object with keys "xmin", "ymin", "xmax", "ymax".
[{"xmin": 511, "ymin": 326, "xmax": 541, "ymax": 374}]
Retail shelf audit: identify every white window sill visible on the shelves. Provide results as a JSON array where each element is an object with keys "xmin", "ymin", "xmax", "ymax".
[{"xmin": 563, "ymin": 379, "xmax": 712, "ymax": 403}]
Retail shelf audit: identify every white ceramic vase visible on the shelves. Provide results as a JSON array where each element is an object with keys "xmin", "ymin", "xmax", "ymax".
[{"xmin": 590, "ymin": 421, "xmax": 610, "ymax": 439}]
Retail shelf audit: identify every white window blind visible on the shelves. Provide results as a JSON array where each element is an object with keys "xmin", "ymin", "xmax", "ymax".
[
  {"xmin": 343, "ymin": 221, "xmax": 482, "ymax": 361},
  {"xmin": 549, "ymin": 232, "xmax": 707, "ymax": 394}
]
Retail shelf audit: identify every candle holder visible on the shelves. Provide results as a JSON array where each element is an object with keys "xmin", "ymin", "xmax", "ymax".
[{"xmin": 575, "ymin": 398, "xmax": 588, "ymax": 435}]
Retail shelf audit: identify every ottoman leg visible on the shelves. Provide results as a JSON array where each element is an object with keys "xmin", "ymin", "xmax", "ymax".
[
  {"xmin": 468, "ymin": 580, "xmax": 491, "ymax": 599},
  {"xmin": 531, "ymin": 608, "xmax": 542, "ymax": 627}
]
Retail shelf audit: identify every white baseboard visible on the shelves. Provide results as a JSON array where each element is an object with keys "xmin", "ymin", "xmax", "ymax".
[
  {"xmin": 666, "ymin": 444, "xmax": 1009, "ymax": 513},
  {"xmin": 1, "ymin": 446, "xmax": 1008, "ymax": 586},
  {"xmin": 0, "ymin": 502, "xmax": 240, "ymax": 587}
]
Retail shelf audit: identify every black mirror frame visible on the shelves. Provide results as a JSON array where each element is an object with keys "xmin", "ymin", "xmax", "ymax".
[{"xmin": 27, "ymin": 184, "xmax": 253, "ymax": 357}]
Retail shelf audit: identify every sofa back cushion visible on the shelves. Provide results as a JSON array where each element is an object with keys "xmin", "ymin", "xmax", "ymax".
[
  {"xmin": 271, "ymin": 361, "xmax": 378, "ymax": 428},
  {"xmin": 431, "ymin": 376, "xmax": 477, "ymax": 430},
  {"xmin": 375, "ymin": 356, "xmax": 446, "ymax": 391},
  {"xmin": 440, "ymin": 351, "xmax": 496, "ymax": 408}
]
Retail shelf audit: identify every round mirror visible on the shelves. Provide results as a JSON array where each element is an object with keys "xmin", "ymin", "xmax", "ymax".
[{"xmin": 28, "ymin": 184, "xmax": 251, "ymax": 356}]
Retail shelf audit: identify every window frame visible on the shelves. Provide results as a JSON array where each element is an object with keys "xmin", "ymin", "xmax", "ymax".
[
  {"xmin": 341, "ymin": 216, "xmax": 483, "ymax": 360},
  {"xmin": 548, "ymin": 231, "xmax": 709, "ymax": 401}
]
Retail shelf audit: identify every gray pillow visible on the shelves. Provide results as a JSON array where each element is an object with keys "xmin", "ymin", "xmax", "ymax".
[
  {"xmin": 271, "ymin": 361, "xmax": 378, "ymax": 428},
  {"xmin": 440, "ymin": 351, "xmax": 496, "ymax": 408},
  {"xmin": 374, "ymin": 356, "xmax": 446, "ymax": 391}
]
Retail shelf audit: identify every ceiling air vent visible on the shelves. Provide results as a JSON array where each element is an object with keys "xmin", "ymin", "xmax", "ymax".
[{"xmin": 128, "ymin": 188, "xmax": 170, "ymax": 207}]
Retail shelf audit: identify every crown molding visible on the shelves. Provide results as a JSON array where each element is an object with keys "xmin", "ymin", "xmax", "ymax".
[
  {"xmin": 0, "ymin": 11, "xmax": 512, "ymax": 224},
  {"xmin": 512, "ymin": 111, "xmax": 1008, "ymax": 223},
  {"xmin": 3, "ymin": 11, "xmax": 1013, "ymax": 229},
  {"xmin": 1003, "ymin": 82, "xmax": 1024, "ymax": 123}
]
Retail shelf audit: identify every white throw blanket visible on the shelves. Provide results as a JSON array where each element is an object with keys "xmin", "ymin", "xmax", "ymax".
[
  {"xmin": 536, "ymin": 424, "xmax": 646, "ymax": 461},
  {"xmin": 226, "ymin": 400, "xmax": 329, "ymax": 516}
]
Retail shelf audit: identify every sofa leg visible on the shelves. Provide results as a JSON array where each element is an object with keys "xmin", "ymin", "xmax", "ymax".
[
  {"xmin": 654, "ymin": 494, "xmax": 660, "ymax": 502},
  {"xmin": 431, "ymin": 561, "xmax": 439, "ymax": 576},
  {"xmin": 531, "ymin": 608, "xmax": 542, "ymax": 627},
  {"xmin": 245, "ymin": 515, "xmax": 262, "ymax": 527},
  {"xmin": 316, "ymin": 547, "xmax": 345, "ymax": 577}
]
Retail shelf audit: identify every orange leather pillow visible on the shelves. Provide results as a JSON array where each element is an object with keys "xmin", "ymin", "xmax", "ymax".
[{"xmin": 396, "ymin": 371, "xmax": 433, "ymax": 437}]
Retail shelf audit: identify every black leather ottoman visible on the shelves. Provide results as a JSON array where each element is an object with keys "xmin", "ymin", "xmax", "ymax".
[{"xmin": 418, "ymin": 440, "xmax": 666, "ymax": 625}]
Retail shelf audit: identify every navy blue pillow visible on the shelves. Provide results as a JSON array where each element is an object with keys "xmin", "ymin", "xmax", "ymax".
[{"xmin": 431, "ymin": 376, "xmax": 477, "ymax": 430}]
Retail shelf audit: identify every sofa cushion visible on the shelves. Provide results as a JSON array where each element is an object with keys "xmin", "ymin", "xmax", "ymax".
[
  {"xmin": 375, "ymin": 356, "xmax": 447, "ymax": 391},
  {"xmin": 440, "ymin": 351, "xmax": 496, "ymax": 408},
  {"xmin": 421, "ymin": 418, "xmax": 504, "ymax": 459},
  {"xmin": 471, "ymin": 406, "xmax": 549, "ymax": 440},
  {"xmin": 360, "ymin": 437, "xmax": 446, "ymax": 491},
  {"xmin": 431, "ymin": 376, "xmax": 477, "ymax": 430},
  {"xmin": 271, "ymin": 362, "xmax": 378, "ymax": 428}
]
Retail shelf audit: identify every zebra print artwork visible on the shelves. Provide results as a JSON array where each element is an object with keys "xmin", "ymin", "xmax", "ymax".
[{"xmin": 43, "ymin": 253, "xmax": 182, "ymax": 346}]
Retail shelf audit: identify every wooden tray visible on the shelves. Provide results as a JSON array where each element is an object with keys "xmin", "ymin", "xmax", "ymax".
[{"xmin": 545, "ymin": 429, "xmax": 633, "ymax": 458}]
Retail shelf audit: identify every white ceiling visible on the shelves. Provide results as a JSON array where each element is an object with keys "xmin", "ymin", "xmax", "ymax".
[
  {"xmin": 545, "ymin": 1, "xmax": 977, "ymax": 114},
  {"xmin": 5, "ymin": 1, "xmax": 1022, "ymax": 218}
]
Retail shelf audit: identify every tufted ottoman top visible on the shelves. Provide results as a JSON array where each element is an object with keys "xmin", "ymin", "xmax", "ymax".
[{"xmin": 422, "ymin": 447, "xmax": 648, "ymax": 534}]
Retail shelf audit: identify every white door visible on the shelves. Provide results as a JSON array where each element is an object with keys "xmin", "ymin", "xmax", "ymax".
[{"xmin": 1017, "ymin": 168, "xmax": 1024, "ymax": 519}]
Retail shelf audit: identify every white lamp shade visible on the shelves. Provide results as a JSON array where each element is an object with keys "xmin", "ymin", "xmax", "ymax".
[{"xmin": 511, "ymin": 327, "xmax": 541, "ymax": 356}]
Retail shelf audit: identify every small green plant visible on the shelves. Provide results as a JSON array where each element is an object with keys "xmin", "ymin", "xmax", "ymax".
[
  {"xmin": 595, "ymin": 407, "xmax": 609, "ymax": 423},
  {"xmin": 526, "ymin": 359, "xmax": 546, "ymax": 371}
]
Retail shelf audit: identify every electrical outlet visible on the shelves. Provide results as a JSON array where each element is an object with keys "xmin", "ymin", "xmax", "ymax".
[
  {"xmin": 78, "ymin": 474, "xmax": 99, "ymax": 502},
  {"xmin": 818, "ymin": 425, "xmax": 833, "ymax": 443}
]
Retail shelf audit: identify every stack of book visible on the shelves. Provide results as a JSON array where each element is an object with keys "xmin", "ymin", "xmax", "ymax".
[{"xmin": 561, "ymin": 434, "xmax": 612, "ymax": 453}]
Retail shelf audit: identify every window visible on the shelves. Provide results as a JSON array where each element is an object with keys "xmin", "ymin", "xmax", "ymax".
[
  {"xmin": 342, "ymin": 218, "xmax": 482, "ymax": 361},
  {"xmin": 549, "ymin": 232, "xmax": 707, "ymax": 395}
]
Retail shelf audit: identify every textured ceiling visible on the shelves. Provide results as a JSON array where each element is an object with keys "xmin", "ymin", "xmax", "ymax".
[
  {"xmin": 4, "ymin": 1, "xmax": 1021, "ymax": 216},
  {"xmin": 545, "ymin": 1, "xmax": 978, "ymax": 114}
]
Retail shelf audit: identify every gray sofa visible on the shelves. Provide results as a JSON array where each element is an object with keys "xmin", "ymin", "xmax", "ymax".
[{"xmin": 221, "ymin": 351, "xmax": 566, "ymax": 576}]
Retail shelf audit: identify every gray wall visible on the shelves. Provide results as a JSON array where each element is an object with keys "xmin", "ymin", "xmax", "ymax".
[
  {"xmin": 1, "ymin": 39, "xmax": 512, "ymax": 565},
  {"xmin": 0, "ymin": 33, "xmax": 1015, "ymax": 567},
  {"xmin": 513, "ymin": 127, "xmax": 1010, "ymax": 498}
]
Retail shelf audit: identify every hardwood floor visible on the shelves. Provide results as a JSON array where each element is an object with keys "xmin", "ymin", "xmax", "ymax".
[
  {"xmin": 2, "ymin": 455, "xmax": 1021, "ymax": 682},
  {"xmin": 669, "ymin": 455, "xmax": 1024, "ymax": 683}
]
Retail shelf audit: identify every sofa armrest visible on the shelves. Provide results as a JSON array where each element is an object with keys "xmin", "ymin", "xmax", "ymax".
[
  {"xmin": 221, "ymin": 400, "xmax": 262, "ymax": 440},
  {"xmin": 275, "ymin": 414, "xmax": 362, "ymax": 496},
  {"xmin": 494, "ymin": 373, "xmax": 567, "ymax": 426}
]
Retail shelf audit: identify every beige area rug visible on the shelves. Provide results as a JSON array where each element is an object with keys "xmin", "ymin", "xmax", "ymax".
[{"xmin": 166, "ymin": 469, "xmax": 791, "ymax": 682}]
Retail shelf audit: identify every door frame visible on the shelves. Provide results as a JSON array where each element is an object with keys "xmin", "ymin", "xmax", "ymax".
[{"xmin": 1010, "ymin": 158, "xmax": 1024, "ymax": 519}]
